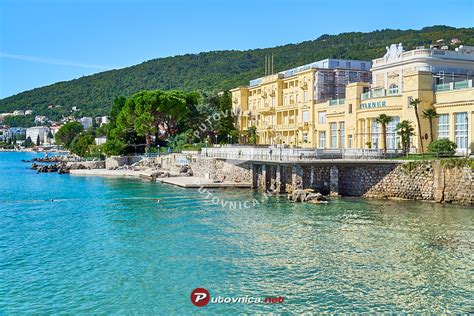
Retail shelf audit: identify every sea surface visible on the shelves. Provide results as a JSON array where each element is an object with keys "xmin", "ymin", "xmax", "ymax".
[{"xmin": 0, "ymin": 152, "xmax": 472, "ymax": 314}]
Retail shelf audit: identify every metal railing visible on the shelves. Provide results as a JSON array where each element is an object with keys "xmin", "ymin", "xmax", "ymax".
[
  {"xmin": 361, "ymin": 89, "xmax": 386, "ymax": 100},
  {"xmin": 200, "ymin": 147, "xmax": 403, "ymax": 161},
  {"xmin": 328, "ymin": 98, "xmax": 345, "ymax": 106},
  {"xmin": 435, "ymin": 80, "xmax": 473, "ymax": 92}
]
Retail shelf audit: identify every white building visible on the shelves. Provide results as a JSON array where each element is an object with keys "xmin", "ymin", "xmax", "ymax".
[
  {"xmin": 371, "ymin": 44, "xmax": 474, "ymax": 89},
  {"xmin": 34, "ymin": 115, "xmax": 48, "ymax": 124},
  {"xmin": 26, "ymin": 126, "xmax": 49, "ymax": 145},
  {"xmin": 95, "ymin": 136, "xmax": 107, "ymax": 145},
  {"xmin": 79, "ymin": 117, "xmax": 93, "ymax": 130},
  {"xmin": 12, "ymin": 110, "xmax": 25, "ymax": 116},
  {"xmin": 25, "ymin": 110, "xmax": 33, "ymax": 115},
  {"xmin": 95, "ymin": 116, "xmax": 109, "ymax": 126}
]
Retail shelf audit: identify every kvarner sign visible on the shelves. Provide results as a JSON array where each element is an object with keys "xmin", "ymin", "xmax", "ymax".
[{"xmin": 360, "ymin": 100, "xmax": 387, "ymax": 109}]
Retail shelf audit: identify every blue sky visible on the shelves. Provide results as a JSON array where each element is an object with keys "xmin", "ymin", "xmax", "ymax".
[{"xmin": 0, "ymin": 0, "xmax": 473, "ymax": 99}]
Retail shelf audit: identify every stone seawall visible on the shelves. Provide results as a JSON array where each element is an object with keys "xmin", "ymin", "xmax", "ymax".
[
  {"xmin": 364, "ymin": 161, "xmax": 473, "ymax": 205},
  {"xmin": 158, "ymin": 154, "xmax": 472, "ymax": 206},
  {"xmin": 160, "ymin": 154, "xmax": 252, "ymax": 183}
]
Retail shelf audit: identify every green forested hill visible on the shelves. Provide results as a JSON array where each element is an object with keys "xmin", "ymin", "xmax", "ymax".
[{"xmin": 1, "ymin": 25, "xmax": 473, "ymax": 119}]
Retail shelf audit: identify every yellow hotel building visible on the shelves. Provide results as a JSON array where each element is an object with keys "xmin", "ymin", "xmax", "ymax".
[{"xmin": 231, "ymin": 44, "xmax": 474, "ymax": 154}]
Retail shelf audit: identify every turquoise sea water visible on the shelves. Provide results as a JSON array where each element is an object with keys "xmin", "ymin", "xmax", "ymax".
[{"xmin": 0, "ymin": 152, "xmax": 472, "ymax": 314}]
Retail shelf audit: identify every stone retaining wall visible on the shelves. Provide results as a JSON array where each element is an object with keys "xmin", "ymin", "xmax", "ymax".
[
  {"xmin": 105, "ymin": 156, "xmax": 142, "ymax": 169},
  {"xmin": 158, "ymin": 154, "xmax": 472, "ymax": 205},
  {"xmin": 160, "ymin": 154, "xmax": 252, "ymax": 183},
  {"xmin": 364, "ymin": 161, "xmax": 473, "ymax": 205},
  {"xmin": 66, "ymin": 160, "xmax": 106, "ymax": 169}
]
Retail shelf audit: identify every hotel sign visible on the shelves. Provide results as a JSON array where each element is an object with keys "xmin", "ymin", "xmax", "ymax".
[{"xmin": 360, "ymin": 100, "xmax": 387, "ymax": 109}]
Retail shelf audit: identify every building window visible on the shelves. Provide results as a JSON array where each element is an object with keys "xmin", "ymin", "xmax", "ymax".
[
  {"xmin": 371, "ymin": 120, "xmax": 379, "ymax": 149},
  {"xmin": 348, "ymin": 104, "xmax": 353, "ymax": 114},
  {"xmin": 388, "ymin": 84, "xmax": 399, "ymax": 95},
  {"xmin": 348, "ymin": 135, "xmax": 353, "ymax": 148},
  {"xmin": 283, "ymin": 96, "xmax": 287, "ymax": 105},
  {"xmin": 387, "ymin": 116, "xmax": 400, "ymax": 149},
  {"xmin": 437, "ymin": 114, "xmax": 450, "ymax": 139},
  {"xmin": 454, "ymin": 112, "xmax": 468, "ymax": 150},
  {"xmin": 302, "ymin": 110, "xmax": 309, "ymax": 123},
  {"xmin": 339, "ymin": 122, "xmax": 345, "ymax": 149},
  {"xmin": 319, "ymin": 131, "xmax": 326, "ymax": 148},
  {"xmin": 295, "ymin": 93, "xmax": 299, "ymax": 104},
  {"xmin": 361, "ymin": 119, "xmax": 368, "ymax": 146},
  {"xmin": 330, "ymin": 123, "xmax": 337, "ymax": 148},
  {"xmin": 303, "ymin": 91, "xmax": 308, "ymax": 102},
  {"xmin": 318, "ymin": 112, "xmax": 326, "ymax": 124}
]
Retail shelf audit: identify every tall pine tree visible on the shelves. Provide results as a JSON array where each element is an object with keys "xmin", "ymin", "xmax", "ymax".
[{"xmin": 216, "ymin": 91, "xmax": 237, "ymax": 144}]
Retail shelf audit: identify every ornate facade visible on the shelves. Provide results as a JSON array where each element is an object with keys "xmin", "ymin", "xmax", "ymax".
[{"xmin": 232, "ymin": 45, "xmax": 474, "ymax": 154}]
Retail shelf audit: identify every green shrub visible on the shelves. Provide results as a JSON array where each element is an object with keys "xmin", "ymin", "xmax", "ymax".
[
  {"xmin": 400, "ymin": 161, "xmax": 423, "ymax": 173},
  {"xmin": 441, "ymin": 158, "xmax": 474, "ymax": 170},
  {"xmin": 428, "ymin": 139, "xmax": 457, "ymax": 157}
]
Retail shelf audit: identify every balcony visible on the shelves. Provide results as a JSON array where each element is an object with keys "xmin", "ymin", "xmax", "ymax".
[
  {"xmin": 299, "ymin": 81, "xmax": 308, "ymax": 90},
  {"xmin": 260, "ymin": 106, "xmax": 276, "ymax": 114},
  {"xmin": 361, "ymin": 88, "xmax": 386, "ymax": 100},
  {"xmin": 328, "ymin": 98, "xmax": 345, "ymax": 106},
  {"xmin": 435, "ymin": 80, "xmax": 473, "ymax": 92}
]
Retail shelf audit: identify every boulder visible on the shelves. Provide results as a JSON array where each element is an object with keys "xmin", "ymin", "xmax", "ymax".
[
  {"xmin": 178, "ymin": 165, "xmax": 193, "ymax": 177},
  {"xmin": 288, "ymin": 188, "xmax": 328, "ymax": 203}
]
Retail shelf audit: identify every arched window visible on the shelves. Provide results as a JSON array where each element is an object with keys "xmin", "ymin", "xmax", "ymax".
[{"xmin": 389, "ymin": 84, "xmax": 399, "ymax": 95}]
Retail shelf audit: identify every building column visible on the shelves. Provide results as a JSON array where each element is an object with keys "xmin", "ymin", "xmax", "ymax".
[
  {"xmin": 261, "ymin": 164, "xmax": 267, "ymax": 190},
  {"xmin": 329, "ymin": 166, "xmax": 339, "ymax": 196},
  {"xmin": 366, "ymin": 118, "xmax": 371, "ymax": 148},
  {"xmin": 274, "ymin": 164, "xmax": 287, "ymax": 194},
  {"xmin": 291, "ymin": 165, "xmax": 303, "ymax": 190},
  {"xmin": 450, "ymin": 113, "xmax": 456, "ymax": 147},
  {"xmin": 251, "ymin": 164, "xmax": 258, "ymax": 189}
]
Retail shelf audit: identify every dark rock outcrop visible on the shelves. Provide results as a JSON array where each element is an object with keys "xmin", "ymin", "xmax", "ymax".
[{"xmin": 288, "ymin": 188, "xmax": 328, "ymax": 204}]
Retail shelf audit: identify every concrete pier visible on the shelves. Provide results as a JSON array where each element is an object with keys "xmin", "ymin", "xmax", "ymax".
[{"xmin": 247, "ymin": 160, "xmax": 400, "ymax": 196}]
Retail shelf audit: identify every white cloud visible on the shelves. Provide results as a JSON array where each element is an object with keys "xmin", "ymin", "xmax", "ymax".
[{"xmin": 0, "ymin": 52, "xmax": 121, "ymax": 70}]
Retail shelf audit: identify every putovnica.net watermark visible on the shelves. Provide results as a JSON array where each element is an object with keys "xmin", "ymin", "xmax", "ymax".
[
  {"xmin": 190, "ymin": 288, "xmax": 285, "ymax": 307},
  {"xmin": 192, "ymin": 109, "xmax": 236, "ymax": 139},
  {"xmin": 194, "ymin": 179, "xmax": 273, "ymax": 210}
]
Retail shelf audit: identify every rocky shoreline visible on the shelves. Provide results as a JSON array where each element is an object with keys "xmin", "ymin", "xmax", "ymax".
[{"xmin": 31, "ymin": 162, "xmax": 70, "ymax": 174}]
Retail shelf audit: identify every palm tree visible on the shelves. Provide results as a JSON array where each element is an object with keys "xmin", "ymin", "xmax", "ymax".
[
  {"xmin": 375, "ymin": 114, "xmax": 393, "ymax": 154},
  {"xmin": 410, "ymin": 98, "xmax": 424, "ymax": 153},
  {"xmin": 396, "ymin": 120, "xmax": 415, "ymax": 156},
  {"xmin": 422, "ymin": 108, "xmax": 439, "ymax": 143}
]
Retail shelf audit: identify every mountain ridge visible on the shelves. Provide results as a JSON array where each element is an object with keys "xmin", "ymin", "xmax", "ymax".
[{"xmin": 1, "ymin": 25, "xmax": 473, "ymax": 119}]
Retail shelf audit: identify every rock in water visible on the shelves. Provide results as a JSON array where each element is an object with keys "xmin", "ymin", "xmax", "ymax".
[{"xmin": 288, "ymin": 188, "xmax": 328, "ymax": 203}]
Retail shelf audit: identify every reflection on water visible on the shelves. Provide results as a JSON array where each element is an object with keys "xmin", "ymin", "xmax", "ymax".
[{"xmin": 0, "ymin": 152, "xmax": 472, "ymax": 314}]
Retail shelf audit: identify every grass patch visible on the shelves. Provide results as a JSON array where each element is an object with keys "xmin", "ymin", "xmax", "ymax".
[
  {"xmin": 393, "ymin": 154, "xmax": 455, "ymax": 161},
  {"xmin": 400, "ymin": 161, "xmax": 423, "ymax": 173},
  {"xmin": 440, "ymin": 158, "xmax": 474, "ymax": 170}
]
